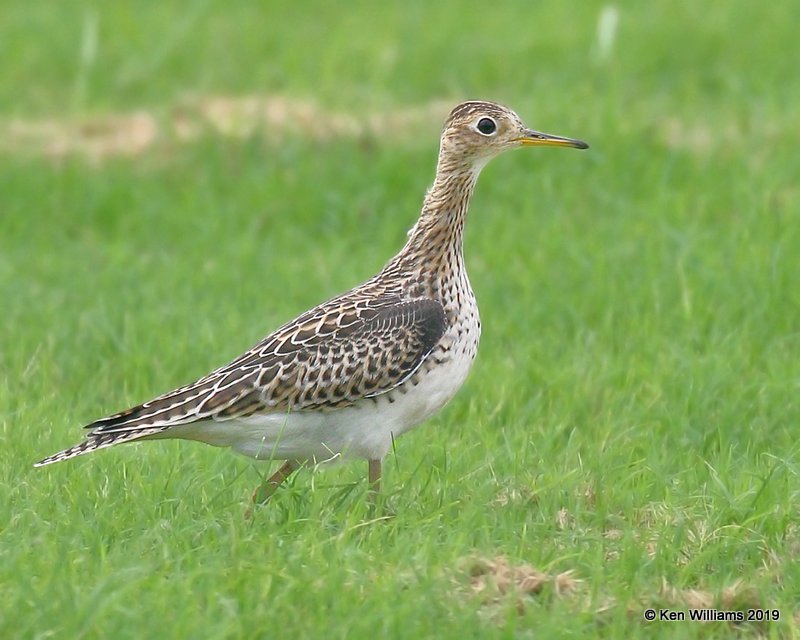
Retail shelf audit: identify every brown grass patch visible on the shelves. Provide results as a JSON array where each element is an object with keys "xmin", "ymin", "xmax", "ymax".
[
  {"xmin": 0, "ymin": 95, "xmax": 451, "ymax": 162},
  {"xmin": 465, "ymin": 555, "xmax": 582, "ymax": 617},
  {"xmin": 655, "ymin": 578, "xmax": 761, "ymax": 612},
  {"xmin": 5, "ymin": 112, "xmax": 158, "ymax": 161},
  {"xmin": 490, "ymin": 486, "xmax": 538, "ymax": 507},
  {"xmin": 656, "ymin": 114, "xmax": 791, "ymax": 163},
  {"xmin": 459, "ymin": 553, "xmax": 795, "ymax": 632}
]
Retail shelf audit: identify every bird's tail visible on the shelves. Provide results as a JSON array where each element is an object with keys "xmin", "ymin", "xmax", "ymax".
[{"xmin": 34, "ymin": 427, "xmax": 167, "ymax": 467}]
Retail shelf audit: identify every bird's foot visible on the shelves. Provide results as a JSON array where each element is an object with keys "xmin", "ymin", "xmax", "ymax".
[{"xmin": 246, "ymin": 459, "xmax": 300, "ymax": 517}]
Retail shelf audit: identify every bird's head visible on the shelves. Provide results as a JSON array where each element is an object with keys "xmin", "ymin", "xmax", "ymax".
[{"xmin": 438, "ymin": 101, "xmax": 588, "ymax": 173}]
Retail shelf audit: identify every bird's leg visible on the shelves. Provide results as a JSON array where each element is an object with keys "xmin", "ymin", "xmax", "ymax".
[
  {"xmin": 251, "ymin": 459, "xmax": 300, "ymax": 505},
  {"xmin": 368, "ymin": 459, "xmax": 381, "ymax": 502}
]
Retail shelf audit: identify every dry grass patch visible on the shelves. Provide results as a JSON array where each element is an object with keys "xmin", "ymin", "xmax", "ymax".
[
  {"xmin": 459, "ymin": 553, "xmax": 794, "ymax": 634},
  {"xmin": 1, "ymin": 95, "xmax": 451, "ymax": 162},
  {"xmin": 464, "ymin": 555, "xmax": 583, "ymax": 617},
  {"xmin": 654, "ymin": 578, "xmax": 760, "ymax": 612}
]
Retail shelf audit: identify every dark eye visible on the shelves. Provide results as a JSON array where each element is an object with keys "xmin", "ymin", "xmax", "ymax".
[{"xmin": 476, "ymin": 117, "xmax": 497, "ymax": 135}]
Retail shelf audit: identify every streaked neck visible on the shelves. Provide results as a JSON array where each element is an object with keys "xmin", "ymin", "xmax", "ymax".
[{"xmin": 400, "ymin": 160, "xmax": 481, "ymax": 266}]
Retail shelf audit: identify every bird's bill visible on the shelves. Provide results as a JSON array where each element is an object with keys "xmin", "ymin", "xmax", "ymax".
[{"xmin": 515, "ymin": 129, "xmax": 589, "ymax": 150}]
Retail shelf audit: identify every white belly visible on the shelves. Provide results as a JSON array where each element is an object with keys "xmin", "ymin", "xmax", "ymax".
[{"xmin": 165, "ymin": 328, "xmax": 479, "ymax": 462}]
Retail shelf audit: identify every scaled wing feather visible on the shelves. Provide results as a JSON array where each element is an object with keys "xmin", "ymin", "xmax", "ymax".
[{"xmin": 85, "ymin": 296, "xmax": 447, "ymax": 434}]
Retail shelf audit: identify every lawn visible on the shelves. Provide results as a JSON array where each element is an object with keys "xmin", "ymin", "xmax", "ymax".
[{"xmin": 1, "ymin": 1, "xmax": 799, "ymax": 638}]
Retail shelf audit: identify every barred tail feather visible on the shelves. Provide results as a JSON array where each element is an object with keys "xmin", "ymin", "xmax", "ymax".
[{"xmin": 33, "ymin": 427, "xmax": 168, "ymax": 467}]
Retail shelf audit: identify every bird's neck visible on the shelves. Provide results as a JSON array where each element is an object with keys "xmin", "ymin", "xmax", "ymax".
[{"xmin": 397, "ymin": 160, "xmax": 480, "ymax": 271}]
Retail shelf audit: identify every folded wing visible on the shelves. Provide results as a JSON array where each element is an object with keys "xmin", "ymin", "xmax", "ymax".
[{"xmin": 34, "ymin": 296, "xmax": 447, "ymax": 466}]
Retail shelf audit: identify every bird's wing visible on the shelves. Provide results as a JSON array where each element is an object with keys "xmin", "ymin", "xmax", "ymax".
[{"xmin": 83, "ymin": 296, "xmax": 447, "ymax": 435}]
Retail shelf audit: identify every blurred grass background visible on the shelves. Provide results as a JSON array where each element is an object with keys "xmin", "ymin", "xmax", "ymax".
[{"xmin": 1, "ymin": 1, "xmax": 798, "ymax": 638}]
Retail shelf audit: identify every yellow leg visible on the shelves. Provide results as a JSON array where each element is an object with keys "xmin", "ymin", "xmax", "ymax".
[
  {"xmin": 251, "ymin": 459, "xmax": 300, "ymax": 505},
  {"xmin": 368, "ymin": 459, "xmax": 381, "ymax": 501}
]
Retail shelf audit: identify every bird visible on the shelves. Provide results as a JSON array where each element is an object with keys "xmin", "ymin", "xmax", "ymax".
[{"xmin": 35, "ymin": 100, "xmax": 588, "ymax": 504}]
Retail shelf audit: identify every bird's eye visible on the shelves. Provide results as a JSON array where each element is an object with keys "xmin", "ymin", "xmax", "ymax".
[{"xmin": 476, "ymin": 117, "xmax": 497, "ymax": 135}]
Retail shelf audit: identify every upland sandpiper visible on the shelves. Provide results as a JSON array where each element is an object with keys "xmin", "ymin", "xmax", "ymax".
[{"xmin": 35, "ymin": 101, "xmax": 588, "ymax": 502}]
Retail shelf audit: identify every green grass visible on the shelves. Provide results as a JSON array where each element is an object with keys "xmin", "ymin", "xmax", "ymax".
[{"xmin": 2, "ymin": 1, "xmax": 799, "ymax": 638}]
